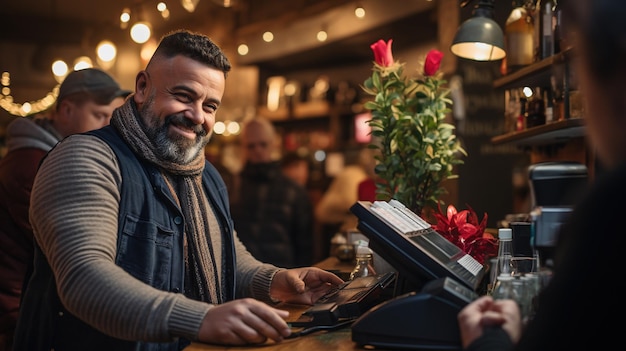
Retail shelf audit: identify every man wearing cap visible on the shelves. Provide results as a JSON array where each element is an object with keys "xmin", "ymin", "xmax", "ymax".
[{"xmin": 0, "ymin": 68, "xmax": 129, "ymax": 351}]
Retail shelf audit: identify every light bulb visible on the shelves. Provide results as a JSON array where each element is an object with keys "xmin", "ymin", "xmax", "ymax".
[
  {"xmin": 96, "ymin": 40, "xmax": 117, "ymax": 62},
  {"xmin": 52, "ymin": 60, "xmax": 68, "ymax": 83},
  {"xmin": 73, "ymin": 56, "xmax": 93, "ymax": 70},
  {"xmin": 181, "ymin": 0, "xmax": 200, "ymax": 12},
  {"xmin": 263, "ymin": 31, "xmax": 274, "ymax": 42},
  {"xmin": 237, "ymin": 44, "xmax": 249, "ymax": 56},
  {"xmin": 355, "ymin": 6, "xmax": 365, "ymax": 18},
  {"xmin": 130, "ymin": 22, "xmax": 152, "ymax": 44},
  {"xmin": 317, "ymin": 30, "xmax": 328, "ymax": 42}
]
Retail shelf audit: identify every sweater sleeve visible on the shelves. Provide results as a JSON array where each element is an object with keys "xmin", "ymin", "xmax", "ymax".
[
  {"xmin": 231, "ymin": 230, "xmax": 282, "ymax": 303},
  {"xmin": 29, "ymin": 134, "xmax": 210, "ymax": 342}
]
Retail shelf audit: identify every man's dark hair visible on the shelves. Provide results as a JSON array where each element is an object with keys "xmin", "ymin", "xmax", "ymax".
[{"xmin": 147, "ymin": 29, "xmax": 232, "ymax": 77}]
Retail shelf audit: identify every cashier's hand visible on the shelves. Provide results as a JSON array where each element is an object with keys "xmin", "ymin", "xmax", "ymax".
[
  {"xmin": 269, "ymin": 267, "xmax": 344, "ymax": 305},
  {"xmin": 197, "ymin": 298, "xmax": 291, "ymax": 345},
  {"xmin": 457, "ymin": 295, "xmax": 522, "ymax": 348}
]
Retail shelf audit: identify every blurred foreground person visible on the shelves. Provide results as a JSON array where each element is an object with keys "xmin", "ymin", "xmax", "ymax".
[
  {"xmin": 13, "ymin": 30, "xmax": 342, "ymax": 351},
  {"xmin": 0, "ymin": 68, "xmax": 129, "ymax": 351},
  {"xmin": 458, "ymin": 0, "xmax": 625, "ymax": 350}
]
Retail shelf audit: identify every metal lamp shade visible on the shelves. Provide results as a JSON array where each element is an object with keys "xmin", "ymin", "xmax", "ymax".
[{"xmin": 451, "ymin": 16, "xmax": 506, "ymax": 61}]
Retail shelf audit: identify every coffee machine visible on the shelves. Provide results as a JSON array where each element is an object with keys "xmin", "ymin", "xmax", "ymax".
[{"xmin": 528, "ymin": 162, "xmax": 588, "ymax": 267}]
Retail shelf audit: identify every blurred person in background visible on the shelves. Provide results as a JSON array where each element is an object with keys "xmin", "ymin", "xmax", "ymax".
[
  {"xmin": 0, "ymin": 68, "xmax": 129, "ymax": 351},
  {"xmin": 230, "ymin": 117, "xmax": 314, "ymax": 268},
  {"xmin": 457, "ymin": 0, "xmax": 626, "ymax": 350},
  {"xmin": 314, "ymin": 147, "xmax": 376, "ymax": 254},
  {"xmin": 280, "ymin": 151, "xmax": 310, "ymax": 188}
]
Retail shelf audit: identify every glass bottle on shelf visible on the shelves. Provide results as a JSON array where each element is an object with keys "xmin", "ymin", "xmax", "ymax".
[
  {"xmin": 539, "ymin": 0, "xmax": 555, "ymax": 59},
  {"xmin": 516, "ymin": 96, "xmax": 527, "ymax": 132},
  {"xmin": 531, "ymin": 0, "xmax": 541, "ymax": 62},
  {"xmin": 505, "ymin": 2, "xmax": 535, "ymax": 72},
  {"xmin": 526, "ymin": 87, "xmax": 546, "ymax": 128},
  {"xmin": 505, "ymin": 89, "xmax": 521, "ymax": 133},
  {"xmin": 544, "ymin": 88, "xmax": 554, "ymax": 124},
  {"xmin": 552, "ymin": 0, "xmax": 564, "ymax": 54}
]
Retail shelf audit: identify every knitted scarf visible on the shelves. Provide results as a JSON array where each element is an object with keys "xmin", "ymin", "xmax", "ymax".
[{"xmin": 111, "ymin": 98, "xmax": 221, "ymax": 304}]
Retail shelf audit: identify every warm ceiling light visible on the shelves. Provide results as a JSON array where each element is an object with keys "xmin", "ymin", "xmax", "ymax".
[
  {"xmin": 130, "ymin": 22, "xmax": 152, "ymax": 44},
  {"xmin": 51, "ymin": 60, "xmax": 69, "ymax": 83},
  {"xmin": 451, "ymin": 0, "xmax": 506, "ymax": 61},
  {"xmin": 212, "ymin": 0, "xmax": 237, "ymax": 7},
  {"xmin": 182, "ymin": 0, "xmax": 200, "ymax": 12},
  {"xmin": 73, "ymin": 56, "xmax": 93, "ymax": 70},
  {"xmin": 262, "ymin": 31, "xmax": 274, "ymax": 42},
  {"xmin": 226, "ymin": 121, "xmax": 240, "ymax": 135},
  {"xmin": 237, "ymin": 44, "xmax": 249, "ymax": 56},
  {"xmin": 354, "ymin": 6, "xmax": 365, "ymax": 18},
  {"xmin": 96, "ymin": 40, "xmax": 117, "ymax": 62},
  {"xmin": 316, "ymin": 30, "xmax": 328, "ymax": 42},
  {"xmin": 213, "ymin": 121, "xmax": 226, "ymax": 134},
  {"xmin": 120, "ymin": 8, "xmax": 131, "ymax": 29},
  {"xmin": 157, "ymin": 3, "xmax": 170, "ymax": 19}
]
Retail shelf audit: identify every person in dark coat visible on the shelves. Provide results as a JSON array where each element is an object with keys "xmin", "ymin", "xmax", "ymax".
[
  {"xmin": 457, "ymin": 1, "xmax": 626, "ymax": 350},
  {"xmin": 230, "ymin": 117, "xmax": 314, "ymax": 268}
]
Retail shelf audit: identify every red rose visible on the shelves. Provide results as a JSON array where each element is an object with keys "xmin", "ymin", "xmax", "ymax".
[
  {"xmin": 370, "ymin": 39, "xmax": 394, "ymax": 67},
  {"xmin": 424, "ymin": 49, "xmax": 443, "ymax": 76}
]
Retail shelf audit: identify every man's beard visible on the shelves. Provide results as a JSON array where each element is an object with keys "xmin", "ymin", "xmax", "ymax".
[{"xmin": 139, "ymin": 95, "xmax": 211, "ymax": 165}]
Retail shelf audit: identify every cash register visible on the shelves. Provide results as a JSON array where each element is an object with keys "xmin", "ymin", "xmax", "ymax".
[{"xmin": 346, "ymin": 200, "xmax": 484, "ymax": 350}]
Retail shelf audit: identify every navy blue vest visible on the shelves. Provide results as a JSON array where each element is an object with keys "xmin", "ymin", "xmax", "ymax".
[{"xmin": 14, "ymin": 125, "xmax": 236, "ymax": 351}]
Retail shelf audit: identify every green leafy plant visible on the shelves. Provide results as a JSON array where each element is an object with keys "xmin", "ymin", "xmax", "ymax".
[{"xmin": 362, "ymin": 39, "xmax": 467, "ymax": 216}]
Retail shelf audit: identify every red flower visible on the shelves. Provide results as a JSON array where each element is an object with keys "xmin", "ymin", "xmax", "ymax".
[
  {"xmin": 370, "ymin": 39, "xmax": 394, "ymax": 67},
  {"xmin": 424, "ymin": 49, "xmax": 443, "ymax": 76},
  {"xmin": 431, "ymin": 204, "xmax": 497, "ymax": 265}
]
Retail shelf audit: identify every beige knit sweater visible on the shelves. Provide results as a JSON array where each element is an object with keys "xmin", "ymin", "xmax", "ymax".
[{"xmin": 29, "ymin": 134, "xmax": 280, "ymax": 342}]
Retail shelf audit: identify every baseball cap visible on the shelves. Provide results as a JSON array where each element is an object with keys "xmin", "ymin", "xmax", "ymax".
[{"xmin": 57, "ymin": 68, "xmax": 131, "ymax": 105}]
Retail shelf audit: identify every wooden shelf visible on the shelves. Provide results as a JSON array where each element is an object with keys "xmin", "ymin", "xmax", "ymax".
[
  {"xmin": 491, "ymin": 118, "xmax": 585, "ymax": 146},
  {"xmin": 493, "ymin": 49, "xmax": 572, "ymax": 90}
]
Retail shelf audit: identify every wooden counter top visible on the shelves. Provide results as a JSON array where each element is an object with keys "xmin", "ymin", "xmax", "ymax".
[
  {"xmin": 184, "ymin": 303, "xmax": 362, "ymax": 351},
  {"xmin": 185, "ymin": 256, "xmax": 366, "ymax": 351}
]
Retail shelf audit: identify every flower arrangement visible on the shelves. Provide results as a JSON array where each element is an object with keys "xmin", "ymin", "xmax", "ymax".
[
  {"xmin": 431, "ymin": 204, "xmax": 498, "ymax": 265},
  {"xmin": 362, "ymin": 39, "xmax": 467, "ymax": 217}
]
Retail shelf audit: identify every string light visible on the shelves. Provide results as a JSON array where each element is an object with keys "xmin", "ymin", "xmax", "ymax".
[
  {"xmin": 316, "ymin": 29, "xmax": 328, "ymax": 42},
  {"xmin": 73, "ymin": 56, "xmax": 94, "ymax": 70},
  {"xmin": 51, "ymin": 60, "xmax": 69, "ymax": 83},
  {"xmin": 120, "ymin": 8, "xmax": 131, "ymax": 29},
  {"xmin": 96, "ymin": 40, "xmax": 117, "ymax": 63},
  {"xmin": 237, "ymin": 44, "xmax": 249, "ymax": 56},
  {"xmin": 0, "ymin": 72, "xmax": 59, "ymax": 117},
  {"xmin": 157, "ymin": 2, "xmax": 170, "ymax": 19},
  {"xmin": 262, "ymin": 31, "xmax": 274, "ymax": 42},
  {"xmin": 355, "ymin": 4, "xmax": 365, "ymax": 18},
  {"xmin": 181, "ymin": 0, "xmax": 200, "ymax": 12},
  {"xmin": 130, "ymin": 21, "xmax": 152, "ymax": 44}
]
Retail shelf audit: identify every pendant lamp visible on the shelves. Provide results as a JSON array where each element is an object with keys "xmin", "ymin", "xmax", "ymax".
[{"xmin": 451, "ymin": 0, "xmax": 506, "ymax": 61}]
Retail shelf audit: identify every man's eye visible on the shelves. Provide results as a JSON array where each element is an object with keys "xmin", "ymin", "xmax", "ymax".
[
  {"xmin": 175, "ymin": 93, "xmax": 192, "ymax": 103},
  {"xmin": 204, "ymin": 104, "xmax": 218, "ymax": 113}
]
